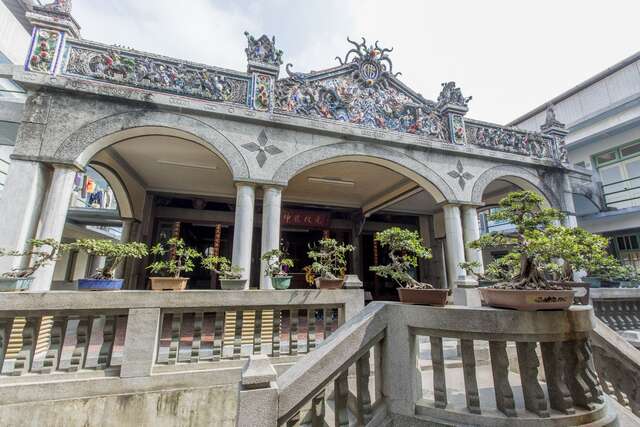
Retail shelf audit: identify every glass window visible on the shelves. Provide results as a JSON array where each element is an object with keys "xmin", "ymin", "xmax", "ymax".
[
  {"xmin": 621, "ymin": 141, "xmax": 640, "ymax": 158},
  {"xmin": 618, "ymin": 236, "xmax": 627, "ymax": 251},
  {"xmin": 595, "ymin": 151, "xmax": 617, "ymax": 165}
]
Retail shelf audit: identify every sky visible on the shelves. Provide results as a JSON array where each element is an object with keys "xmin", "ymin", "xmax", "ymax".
[{"xmin": 70, "ymin": 0, "xmax": 640, "ymax": 125}]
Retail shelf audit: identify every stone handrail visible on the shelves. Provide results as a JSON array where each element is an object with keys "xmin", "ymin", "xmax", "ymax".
[
  {"xmin": 0, "ymin": 289, "xmax": 363, "ymax": 405},
  {"xmin": 590, "ymin": 288, "xmax": 640, "ymax": 415},
  {"xmin": 239, "ymin": 302, "xmax": 618, "ymax": 426}
]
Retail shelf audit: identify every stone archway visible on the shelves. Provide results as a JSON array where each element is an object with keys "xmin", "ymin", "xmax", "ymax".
[
  {"xmin": 471, "ymin": 165, "xmax": 561, "ymax": 209},
  {"xmin": 272, "ymin": 141, "xmax": 456, "ymax": 203},
  {"xmin": 89, "ymin": 161, "xmax": 135, "ymax": 219},
  {"xmin": 54, "ymin": 110, "xmax": 250, "ymax": 180}
]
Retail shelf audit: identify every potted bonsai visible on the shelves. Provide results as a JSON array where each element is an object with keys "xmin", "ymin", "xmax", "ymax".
[
  {"xmin": 0, "ymin": 239, "xmax": 66, "ymax": 291},
  {"xmin": 201, "ymin": 256, "xmax": 245, "ymax": 290},
  {"xmin": 261, "ymin": 249, "xmax": 294, "ymax": 290},
  {"xmin": 617, "ymin": 266, "xmax": 640, "ymax": 288},
  {"xmin": 70, "ymin": 239, "xmax": 148, "ymax": 290},
  {"xmin": 460, "ymin": 252, "xmax": 520, "ymax": 288},
  {"xmin": 462, "ymin": 191, "xmax": 624, "ymax": 311},
  {"xmin": 147, "ymin": 238, "xmax": 200, "ymax": 291},
  {"xmin": 307, "ymin": 238, "xmax": 354, "ymax": 289},
  {"xmin": 370, "ymin": 227, "xmax": 447, "ymax": 305}
]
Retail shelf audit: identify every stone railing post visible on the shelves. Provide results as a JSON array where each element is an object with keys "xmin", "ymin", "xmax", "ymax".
[
  {"xmin": 120, "ymin": 308, "xmax": 161, "ymax": 378},
  {"xmin": 237, "ymin": 355, "xmax": 278, "ymax": 427}
]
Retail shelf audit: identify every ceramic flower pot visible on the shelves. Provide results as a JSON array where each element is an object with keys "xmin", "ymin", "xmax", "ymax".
[
  {"xmin": 150, "ymin": 277, "xmax": 189, "ymax": 291},
  {"xmin": 315, "ymin": 278, "xmax": 344, "ymax": 290},
  {"xmin": 219, "ymin": 278, "xmax": 247, "ymax": 290},
  {"xmin": 479, "ymin": 288, "xmax": 574, "ymax": 311},
  {"xmin": 0, "ymin": 277, "xmax": 33, "ymax": 292},
  {"xmin": 78, "ymin": 278, "xmax": 124, "ymax": 291},
  {"xmin": 397, "ymin": 288, "xmax": 449, "ymax": 306},
  {"xmin": 271, "ymin": 276, "xmax": 292, "ymax": 290}
]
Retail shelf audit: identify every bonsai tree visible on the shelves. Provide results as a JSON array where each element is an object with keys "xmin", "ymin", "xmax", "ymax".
[
  {"xmin": 460, "ymin": 252, "xmax": 520, "ymax": 283},
  {"xmin": 462, "ymin": 191, "xmax": 624, "ymax": 289},
  {"xmin": 261, "ymin": 249, "xmax": 294, "ymax": 277},
  {"xmin": 0, "ymin": 238, "xmax": 67, "ymax": 278},
  {"xmin": 307, "ymin": 238, "xmax": 354, "ymax": 279},
  {"xmin": 369, "ymin": 227, "xmax": 433, "ymax": 289},
  {"xmin": 201, "ymin": 256, "xmax": 243, "ymax": 279},
  {"xmin": 147, "ymin": 238, "xmax": 200, "ymax": 278},
  {"xmin": 69, "ymin": 239, "xmax": 148, "ymax": 279}
]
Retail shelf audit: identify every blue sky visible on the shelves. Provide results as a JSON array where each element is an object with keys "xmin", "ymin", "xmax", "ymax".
[{"xmin": 72, "ymin": 0, "xmax": 640, "ymax": 125}]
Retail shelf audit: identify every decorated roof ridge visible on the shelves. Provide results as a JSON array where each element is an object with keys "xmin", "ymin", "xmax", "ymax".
[
  {"xmin": 465, "ymin": 117, "xmax": 555, "ymax": 139},
  {"xmin": 64, "ymin": 38, "xmax": 251, "ymax": 80}
]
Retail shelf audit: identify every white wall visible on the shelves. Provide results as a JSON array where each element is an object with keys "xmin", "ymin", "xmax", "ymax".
[{"xmin": 0, "ymin": 1, "xmax": 30, "ymax": 64}]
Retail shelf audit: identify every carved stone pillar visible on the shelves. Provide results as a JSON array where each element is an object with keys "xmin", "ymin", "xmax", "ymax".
[{"xmin": 232, "ymin": 183, "xmax": 256, "ymax": 286}]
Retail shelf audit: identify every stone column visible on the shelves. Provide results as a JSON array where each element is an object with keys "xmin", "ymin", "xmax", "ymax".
[
  {"xmin": 232, "ymin": 183, "xmax": 256, "ymax": 288},
  {"xmin": 462, "ymin": 206, "xmax": 484, "ymax": 274},
  {"xmin": 31, "ymin": 165, "xmax": 77, "ymax": 291},
  {"xmin": 418, "ymin": 216, "xmax": 431, "ymax": 283},
  {"xmin": 442, "ymin": 204, "xmax": 468, "ymax": 289},
  {"xmin": 0, "ymin": 160, "xmax": 49, "ymax": 275},
  {"xmin": 259, "ymin": 186, "xmax": 282, "ymax": 289}
]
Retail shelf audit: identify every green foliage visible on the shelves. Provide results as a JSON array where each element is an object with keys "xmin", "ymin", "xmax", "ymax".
[
  {"xmin": 460, "ymin": 253, "xmax": 522, "ymax": 283},
  {"xmin": 69, "ymin": 239, "xmax": 148, "ymax": 279},
  {"xmin": 369, "ymin": 227, "xmax": 433, "ymax": 289},
  {"xmin": 463, "ymin": 190, "xmax": 625, "ymax": 289},
  {"xmin": 307, "ymin": 238, "xmax": 354, "ymax": 279},
  {"xmin": 201, "ymin": 256, "xmax": 243, "ymax": 280},
  {"xmin": 261, "ymin": 249, "xmax": 294, "ymax": 277},
  {"xmin": 0, "ymin": 238, "xmax": 68, "ymax": 278},
  {"xmin": 146, "ymin": 238, "xmax": 200, "ymax": 278}
]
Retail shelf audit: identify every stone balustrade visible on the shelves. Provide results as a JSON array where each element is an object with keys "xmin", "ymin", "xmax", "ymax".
[
  {"xmin": 240, "ymin": 302, "xmax": 618, "ymax": 426},
  {"xmin": 0, "ymin": 290, "xmax": 363, "ymax": 407},
  {"xmin": 591, "ymin": 287, "xmax": 640, "ymax": 331}
]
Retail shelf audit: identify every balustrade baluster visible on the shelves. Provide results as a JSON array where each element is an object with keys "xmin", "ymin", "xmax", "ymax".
[
  {"xmin": 213, "ymin": 312, "xmax": 224, "ymax": 361},
  {"xmin": 516, "ymin": 342, "xmax": 549, "ymax": 417},
  {"xmin": 233, "ymin": 310, "xmax": 243, "ymax": 359},
  {"xmin": 199, "ymin": 312, "xmax": 214, "ymax": 361},
  {"xmin": 0, "ymin": 319, "xmax": 9, "ymax": 371},
  {"xmin": 178, "ymin": 313, "xmax": 194, "ymax": 363},
  {"xmin": 334, "ymin": 371, "xmax": 349, "ymax": 427},
  {"xmin": 253, "ymin": 309, "xmax": 262, "ymax": 355},
  {"xmin": 324, "ymin": 308, "xmax": 333, "ymax": 341},
  {"xmin": 489, "ymin": 341, "xmax": 516, "ymax": 417},
  {"xmin": 460, "ymin": 339, "xmax": 481, "ymax": 414},
  {"xmin": 311, "ymin": 391, "xmax": 325, "ymax": 427},
  {"xmin": 31, "ymin": 315, "xmax": 53, "ymax": 373},
  {"xmin": 562, "ymin": 338, "xmax": 603, "ymax": 409},
  {"xmin": 272, "ymin": 309, "xmax": 281, "ymax": 357},
  {"xmin": 290, "ymin": 309, "xmax": 298, "ymax": 356},
  {"xmin": 191, "ymin": 312, "xmax": 203, "ymax": 363},
  {"xmin": 540, "ymin": 341, "xmax": 575, "ymax": 414},
  {"xmin": 63, "ymin": 316, "xmax": 89, "ymax": 372},
  {"xmin": 308, "ymin": 309, "xmax": 316, "ymax": 352},
  {"xmin": 2, "ymin": 316, "xmax": 25, "ymax": 375},
  {"xmin": 430, "ymin": 336, "xmax": 447, "ymax": 409},
  {"xmin": 632, "ymin": 301, "xmax": 640, "ymax": 329},
  {"xmin": 356, "ymin": 350, "xmax": 373, "ymax": 424},
  {"xmin": 157, "ymin": 314, "xmax": 174, "ymax": 364},
  {"xmin": 167, "ymin": 313, "xmax": 182, "ymax": 365},
  {"xmin": 94, "ymin": 315, "xmax": 115, "ymax": 369}
]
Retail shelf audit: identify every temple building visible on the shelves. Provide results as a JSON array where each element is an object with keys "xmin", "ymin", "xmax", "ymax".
[{"xmin": 0, "ymin": 0, "xmax": 589, "ymax": 297}]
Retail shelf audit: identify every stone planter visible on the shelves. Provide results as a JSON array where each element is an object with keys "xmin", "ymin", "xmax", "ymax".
[
  {"xmin": 0, "ymin": 277, "xmax": 33, "ymax": 292},
  {"xmin": 315, "ymin": 278, "xmax": 343, "ymax": 289},
  {"xmin": 78, "ymin": 278, "xmax": 124, "ymax": 291},
  {"xmin": 480, "ymin": 288, "xmax": 574, "ymax": 311},
  {"xmin": 220, "ymin": 278, "xmax": 247, "ymax": 290},
  {"xmin": 271, "ymin": 276, "xmax": 292, "ymax": 290},
  {"xmin": 150, "ymin": 277, "xmax": 189, "ymax": 291},
  {"xmin": 397, "ymin": 288, "xmax": 449, "ymax": 306}
]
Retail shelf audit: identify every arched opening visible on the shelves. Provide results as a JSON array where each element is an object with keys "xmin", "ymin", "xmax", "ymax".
[
  {"xmin": 56, "ymin": 132, "xmax": 241, "ymax": 290},
  {"xmin": 277, "ymin": 158, "xmax": 452, "ymax": 300}
]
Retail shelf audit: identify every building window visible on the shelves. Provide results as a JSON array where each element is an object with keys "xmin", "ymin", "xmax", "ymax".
[
  {"xmin": 614, "ymin": 233, "xmax": 640, "ymax": 270},
  {"xmin": 595, "ymin": 141, "xmax": 640, "ymax": 209}
]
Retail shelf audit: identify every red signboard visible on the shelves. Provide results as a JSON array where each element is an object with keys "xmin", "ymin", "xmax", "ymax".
[{"xmin": 281, "ymin": 209, "xmax": 331, "ymax": 228}]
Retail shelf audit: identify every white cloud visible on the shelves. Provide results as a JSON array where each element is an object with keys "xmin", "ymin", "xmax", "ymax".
[{"xmin": 73, "ymin": 0, "xmax": 640, "ymax": 125}]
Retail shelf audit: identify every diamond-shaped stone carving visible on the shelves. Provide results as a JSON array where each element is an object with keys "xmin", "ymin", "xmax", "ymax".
[
  {"xmin": 447, "ymin": 160, "xmax": 474, "ymax": 190},
  {"xmin": 242, "ymin": 129, "xmax": 282, "ymax": 167}
]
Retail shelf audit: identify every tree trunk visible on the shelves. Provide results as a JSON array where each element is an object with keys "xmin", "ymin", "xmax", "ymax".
[{"xmin": 512, "ymin": 254, "xmax": 548, "ymax": 289}]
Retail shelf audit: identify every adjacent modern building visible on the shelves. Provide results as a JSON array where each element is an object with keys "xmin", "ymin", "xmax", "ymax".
[{"xmin": 510, "ymin": 51, "xmax": 640, "ymax": 270}]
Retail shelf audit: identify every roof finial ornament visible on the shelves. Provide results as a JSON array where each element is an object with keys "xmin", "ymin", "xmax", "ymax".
[
  {"xmin": 543, "ymin": 104, "xmax": 565, "ymax": 129},
  {"xmin": 437, "ymin": 82, "xmax": 472, "ymax": 108},
  {"xmin": 40, "ymin": 0, "xmax": 72, "ymax": 14},
  {"xmin": 244, "ymin": 31, "xmax": 283, "ymax": 67}
]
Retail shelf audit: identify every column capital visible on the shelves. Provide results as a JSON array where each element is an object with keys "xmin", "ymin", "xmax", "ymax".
[{"xmin": 438, "ymin": 200, "xmax": 485, "ymax": 210}]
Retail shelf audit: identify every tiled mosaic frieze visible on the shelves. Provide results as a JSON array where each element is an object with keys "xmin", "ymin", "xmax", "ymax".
[
  {"xmin": 466, "ymin": 123, "xmax": 557, "ymax": 160},
  {"xmin": 27, "ymin": 28, "xmax": 63, "ymax": 73},
  {"xmin": 62, "ymin": 43, "xmax": 250, "ymax": 104}
]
